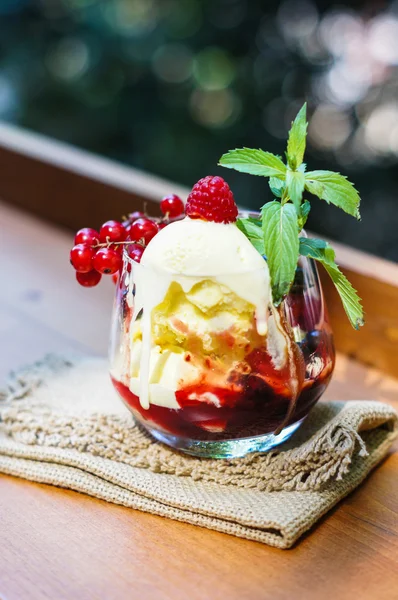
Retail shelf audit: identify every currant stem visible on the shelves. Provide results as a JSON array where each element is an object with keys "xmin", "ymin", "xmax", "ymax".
[{"xmin": 92, "ymin": 239, "xmax": 145, "ymax": 249}]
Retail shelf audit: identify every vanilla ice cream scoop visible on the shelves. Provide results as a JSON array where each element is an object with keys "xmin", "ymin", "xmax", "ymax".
[
  {"xmin": 141, "ymin": 217, "xmax": 271, "ymax": 328},
  {"xmin": 129, "ymin": 216, "xmax": 274, "ymax": 410},
  {"xmin": 142, "ymin": 216, "xmax": 267, "ymax": 275}
]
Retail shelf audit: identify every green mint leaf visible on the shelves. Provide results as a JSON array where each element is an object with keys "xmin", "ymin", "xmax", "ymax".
[
  {"xmin": 299, "ymin": 237, "xmax": 364, "ymax": 329},
  {"xmin": 236, "ymin": 217, "xmax": 265, "ymax": 255},
  {"xmin": 269, "ymin": 176, "xmax": 285, "ymax": 198},
  {"xmin": 305, "ymin": 170, "xmax": 361, "ymax": 219},
  {"xmin": 286, "ymin": 170, "xmax": 305, "ymax": 213},
  {"xmin": 297, "ymin": 199, "xmax": 311, "ymax": 230},
  {"xmin": 262, "ymin": 201, "xmax": 299, "ymax": 304},
  {"xmin": 219, "ymin": 148, "xmax": 286, "ymax": 178},
  {"xmin": 286, "ymin": 103, "xmax": 308, "ymax": 170}
]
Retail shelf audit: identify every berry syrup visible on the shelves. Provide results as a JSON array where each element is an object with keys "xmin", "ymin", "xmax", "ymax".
[
  {"xmin": 111, "ymin": 312, "xmax": 334, "ymax": 442},
  {"xmin": 111, "ymin": 255, "xmax": 335, "ymax": 442},
  {"xmin": 111, "ymin": 347, "xmax": 333, "ymax": 441}
]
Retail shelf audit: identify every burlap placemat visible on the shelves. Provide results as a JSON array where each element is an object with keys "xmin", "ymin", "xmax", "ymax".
[{"xmin": 0, "ymin": 356, "xmax": 396, "ymax": 549}]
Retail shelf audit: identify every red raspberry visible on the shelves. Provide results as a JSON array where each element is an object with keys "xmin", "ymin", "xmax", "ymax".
[{"xmin": 185, "ymin": 176, "xmax": 238, "ymax": 224}]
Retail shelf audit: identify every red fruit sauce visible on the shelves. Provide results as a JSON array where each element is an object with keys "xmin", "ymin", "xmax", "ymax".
[
  {"xmin": 111, "ymin": 258, "xmax": 335, "ymax": 442},
  {"xmin": 110, "ymin": 337, "xmax": 334, "ymax": 441}
]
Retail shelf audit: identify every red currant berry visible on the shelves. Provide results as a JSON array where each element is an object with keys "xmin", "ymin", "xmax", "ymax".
[
  {"xmin": 99, "ymin": 220, "xmax": 126, "ymax": 244},
  {"xmin": 74, "ymin": 227, "xmax": 99, "ymax": 246},
  {"xmin": 70, "ymin": 244, "xmax": 94, "ymax": 273},
  {"xmin": 128, "ymin": 218, "xmax": 158, "ymax": 244},
  {"xmin": 127, "ymin": 243, "xmax": 144, "ymax": 263},
  {"xmin": 158, "ymin": 222, "xmax": 167, "ymax": 230},
  {"xmin": 112, "ymin": 273, "xmax": 119, "ymax": 285},
  {"xmin": 92, "ymin": 248, "xmax": 122, "ymax": 274},
  {"xmin": 122, "ymin": 211, "xmax": 146, "ymax": 230},
  {"xmin": 160, "ymin": 194, "xmax": 184, "ymax": 218},
  {"xmin": 76, "ymin": 270, "xmax": 102, "ymax": 287}
]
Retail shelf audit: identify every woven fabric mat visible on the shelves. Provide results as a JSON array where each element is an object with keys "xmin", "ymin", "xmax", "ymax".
[{"xmin": 0, "ymin": 355, "xmax": 396, "ymax": 549}]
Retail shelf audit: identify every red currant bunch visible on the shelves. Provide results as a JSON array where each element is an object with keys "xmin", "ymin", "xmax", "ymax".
[{"xmin": 70, "ymin": 196, "xmax": 185, "ymax": 287}]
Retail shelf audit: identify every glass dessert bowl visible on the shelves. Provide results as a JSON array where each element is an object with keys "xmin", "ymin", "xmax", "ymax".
[
  {"xmin": 70, "ymin": 104, "xmax": 363, "ymax": 459},
  {"xmin": 109, "ymin": 214, "xmax": 335, "ymax": 458}
]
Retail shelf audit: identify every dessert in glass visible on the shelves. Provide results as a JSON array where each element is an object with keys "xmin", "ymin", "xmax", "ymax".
[
  {"xmin": 70, "ymin": 103, "xmax": 363, "ymax": 459},
  {"xmin": 109, "ymin": 200, "xmax": 335, "ymax": 458}
]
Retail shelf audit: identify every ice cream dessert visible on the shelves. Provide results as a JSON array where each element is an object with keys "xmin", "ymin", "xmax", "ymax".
[
  {"xmin": 110, "ymin": 176, "xmax": 334, "ymax": 442},
  {"xmin": 70, "ymin": 103, "xmax": 363, "ymax": 456}
]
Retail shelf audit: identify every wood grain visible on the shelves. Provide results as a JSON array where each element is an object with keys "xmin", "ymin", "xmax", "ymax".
[
  {"xmin": 1, "ymin": 460, "xmax": 398, "ymax": 600},
  {"xmin": 1, "ymin": 201, "xmax": 398, "ymax": 600},
  {"xmin": 0, "ymin": 140, "xmax": 164, "ymax": 232}
]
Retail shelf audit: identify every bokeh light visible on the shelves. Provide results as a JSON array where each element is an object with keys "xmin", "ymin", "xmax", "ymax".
[
  {"xmin": 368, "ymin": 15, "xmax": 398, "ymax": 65},
  {"xmin": 45, "ymin": 38, "xmax": 90, "ymax": 82},
  {"xmin": 152, "ymin": 44, "xmax": 193, "ymax": 84},
  {"xmin": 364, "ymin": 103, "xmax": 398, "ymax": 156},
  {"xmin": 193, "ymin": 47, "xmax": 236, "ymax": 91},
  {"xmin": 190, "ymin": 88, "xmax": 241, "ymax": 128},
  {"xmin": 0, "ymin": 0, "xmax": 398, "ymax": 260},
  {"xmin": 102, "ymin": 0, "xmax": 159, "ymax": 37},
  {"xmin": 277, "ymin": 0, "xmax": 318, "ymax": 42},
  {"xmin": 308, "ymin": 105, "xmax": 352, "ymax": 150},
  {"xmin": 319, "ymin": 10, "xmax": 362, "ymax": 58}
]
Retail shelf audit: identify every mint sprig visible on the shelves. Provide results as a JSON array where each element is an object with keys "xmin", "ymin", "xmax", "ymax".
[
  {"xmin": 299, "ymin": 238, "xmax": 364, "ymax": 329},
  {"xmin": 297, "ymin": 199, "xmax": 311, "ymax": 231},
  {"xmin": 219, "ymin": 148, "xmax": 286, "ymax": 178},
  {"xmin": 262, "ymin": 201, "xmax": 299, "ymax": 303},
  {"xmin": 286, "ymin": 103, "xmax": 308, "ymax": 169},
  {"xmin": 236, "ymin": 217, "xmax": 265, "ymax": 255},
  {"xmin": 218, "ymin": 102, "xmax": 364, "ymax": 329},
  {"xmin": 286, "ymin": 170, "xmax": 305, "ymax": 213},
  {"xmin": 268, "ymin": 176, "xmax": 285, "ymax": 198},
  {"xmin": 304, "ymin": 171, "xmax": 361, "ymax": 219}
]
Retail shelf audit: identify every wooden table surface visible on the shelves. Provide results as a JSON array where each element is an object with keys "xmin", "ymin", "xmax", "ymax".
[{"xmin": 1, "ymin": 201, "xmax": 398, "ymax": 600}]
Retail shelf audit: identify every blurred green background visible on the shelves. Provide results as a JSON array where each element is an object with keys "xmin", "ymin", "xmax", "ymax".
[{"xmin": 0, "ymin": 0, "xmax": 397, "ymax": 260}]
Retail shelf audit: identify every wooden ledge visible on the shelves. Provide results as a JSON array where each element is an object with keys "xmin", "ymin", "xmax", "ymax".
[
  {"xmin": 0, "ymin": 124, "xmax": 397, "ymax": 377},
  {"xmin": 0, "ymin": 122, "xmax": 188, "ymax": 230},
  {"xmin": 316, "ymin": 239, "xmax": 398, "ymax": 377}
]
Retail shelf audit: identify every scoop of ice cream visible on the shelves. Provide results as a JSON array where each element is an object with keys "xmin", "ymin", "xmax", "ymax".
[
  {"xmin": 140, "ymin": 217, "xmax": 271, "ymax": 331},
  {"xmin": 142, "ymin": 216, "xmax": 266, "ymax": 276},
  {"xmin": 130, "ymin": 216, "xmax": 275, "ymax": 410}
]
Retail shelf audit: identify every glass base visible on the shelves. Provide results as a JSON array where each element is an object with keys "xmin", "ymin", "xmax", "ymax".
[{"xmin": 144, "ymin": 418, "xmax": 305, "ymax": 459}]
